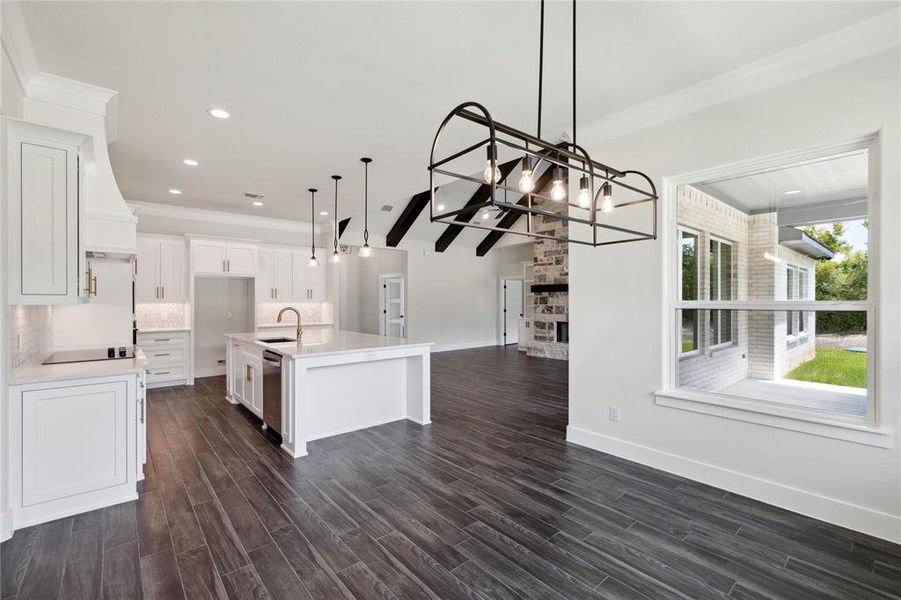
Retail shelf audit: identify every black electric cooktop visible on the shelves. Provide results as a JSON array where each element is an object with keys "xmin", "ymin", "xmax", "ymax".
[{"xmin": 43, "ymin": 347, "xmax": 135, "ymax": 365}]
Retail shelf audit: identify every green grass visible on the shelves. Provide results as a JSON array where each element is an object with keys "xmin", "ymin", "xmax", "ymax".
[
  {"xmin": 785, "ymin": 348, "xmax": 866, "ymax": 388},
  {"xmin": 681, "ymin": 342, "xmax": 695, "ymax": 353}
]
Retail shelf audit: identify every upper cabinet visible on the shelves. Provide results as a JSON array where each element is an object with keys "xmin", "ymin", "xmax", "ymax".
[
  {"xmin": 258, "ymin": 248, "xmax": 292, "ymax": 301},
  {"xmin": 190, "ymin": 238, "xmax": 257, "ymax": 276},
  {"xmin": 136, "ymin": 235, "xmax": 186, "ymax": 303},
  {"xmin": 7, "ymin": 120, "xmax": 88, "ymax": 305},
  {"xmin": 291, "ymin": 251, "xmax": 327, "ymax": 302}
]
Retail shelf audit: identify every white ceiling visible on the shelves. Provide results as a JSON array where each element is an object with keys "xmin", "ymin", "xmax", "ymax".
[
  {"xmin": 20, "ymin": 1, "xmax": 895, "ymax": 238},
  {"xmin": 694, "ymin": 151, "xmax": 868, "ymax": 214}
]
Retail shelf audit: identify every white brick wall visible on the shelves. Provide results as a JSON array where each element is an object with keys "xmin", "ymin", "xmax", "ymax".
[
  {"xmin": 675, "ymin": 185, "xmax": 819, "ymax": 390},
  {"xmin": 10, "ymin": 305, "xmax": 53, "ymax": 369}
]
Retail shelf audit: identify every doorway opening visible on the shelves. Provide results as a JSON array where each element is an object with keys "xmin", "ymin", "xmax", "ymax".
[{"xmin": 499, "ymin": 278, "xmax": 524, "ymax": 348}]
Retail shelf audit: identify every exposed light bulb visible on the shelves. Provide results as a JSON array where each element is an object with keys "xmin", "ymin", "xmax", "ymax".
[
  {"xmin": 550, "ymin": 179, "xmax": 566, "ymax": 202},
  {"xmin": 577, "ymin": 175, "xmax": 591, "ymax": 208},
  {"xmin": 518, "ymin": 155, "xmax": 536, "ymax": 193},
  {"xmin": 308, "ymin": 256, "xmax": 319, "ymax": 267},
  {"xmin": 358, "ymin": 244, "xmax": 373, "ymax": 258},
  {"xmin": 483, "ymin": 160, "xmax": 501, "ymax": 184},
  {"xmin": 330, "ymin": 251, "xmax": 341, "ymax": 264},
  {"xmin": 601, "ymin": 182, "xmax": 614, "ymax": 213}
]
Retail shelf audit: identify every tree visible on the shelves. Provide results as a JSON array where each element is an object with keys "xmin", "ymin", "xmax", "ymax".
[{"xmin": 803, "ymin": 223, "xmax": 852, "ymax": 255}]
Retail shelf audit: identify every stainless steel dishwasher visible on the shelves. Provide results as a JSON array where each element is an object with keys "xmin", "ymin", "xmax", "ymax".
[{"xmin": 262, "ymin": 350, "xmax": 283, "ymax": 434}]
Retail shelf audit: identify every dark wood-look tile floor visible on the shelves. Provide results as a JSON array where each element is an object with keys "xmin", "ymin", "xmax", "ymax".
[{"xmin": 3, "ymin": 346, "xmax": 901, "ymax": 599}]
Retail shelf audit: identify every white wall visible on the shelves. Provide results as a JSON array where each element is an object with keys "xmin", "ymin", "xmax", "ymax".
[
  {"xmin": 194, "ymin": 277, "xmax": 253, "ymax": 377},
  {"xmin": 496, "ymin": 242, "xmax": 533, "ymax": 278},
  {"xmin": 568, "ymin": 49, "xmax": 901, "ymax": 541},
  {"xmin": 336, "ymin": 248, "xmax": 407, "ymax": 336}
]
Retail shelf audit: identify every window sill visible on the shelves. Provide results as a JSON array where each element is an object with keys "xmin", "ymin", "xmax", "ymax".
[{"xmin": 654, "ymin": 389, "xmax": 891, "ymax": 448}]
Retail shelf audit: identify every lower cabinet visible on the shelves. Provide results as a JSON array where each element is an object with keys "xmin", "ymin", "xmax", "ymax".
[
  {"xmin": 226, "ymin": 340, "xmax": 263, "ymax": 418},
  {"xmin": 138, "ymin": 331, "xmax": 189, "ymax": 387},
  {"xmin": 9, "ymin": 372, "xmax": 143, "ymax": 531}
]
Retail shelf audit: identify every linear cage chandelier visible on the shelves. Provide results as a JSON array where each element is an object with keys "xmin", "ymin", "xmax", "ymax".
[{"xmin": 427, "ymin": 0, "xmax": 657, "ymax": 247}]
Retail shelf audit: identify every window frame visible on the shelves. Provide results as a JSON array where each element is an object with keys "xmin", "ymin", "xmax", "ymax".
[
  {"xmin": 657, "ymin": 135, "xmax": 883, "ymax": 446},
  {"xmin": 677, "ymin": 226, "xmax": 702, "ymax": 358},
  {"xmin": 708, "ymin": 236, "xmax": 736, "ymax": 349}
]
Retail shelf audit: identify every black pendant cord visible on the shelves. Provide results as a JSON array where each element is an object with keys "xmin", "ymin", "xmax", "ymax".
[
  {"xmin": 537, "ymin": 0, "xmax": 544, "ymax": 139},
  {"xmin": 332, "ymin": 175, "xmax": 341, "ymax": 253},
  {"xmin": 361, "ymin": 157, "xmax": 372, "ymax": 246},
  {"xmin": 308, "ymin": 188, "xmax": 317, "ymax": 259}
]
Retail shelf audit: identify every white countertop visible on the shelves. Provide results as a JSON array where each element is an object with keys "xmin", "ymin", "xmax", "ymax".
[
  {"xmin": 10, "ymin": 349, "xmax": 149, "ymax": 385},
  {"xmin": 226, "ymin": 329, "xmax": 432, "ymax": 359},
  {"xmin": 257, "ymin": 323, "xmax": 333, "ymax": 330}
]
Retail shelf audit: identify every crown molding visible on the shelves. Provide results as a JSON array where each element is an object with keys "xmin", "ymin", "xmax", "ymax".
[
  {"xmin": 127, "ymin": 200, "xmax": 321, "ymax": 235},
  {"xmin": 1, "ymin": 2, "xmax": 119, "ymax": 141},
  {"xmin": 576, "ymin": 8, "xmax": 901, "ymax": 144},
  {"xmin": 1, "ymin": 2, "xmax": 38, "ymax": 89}
]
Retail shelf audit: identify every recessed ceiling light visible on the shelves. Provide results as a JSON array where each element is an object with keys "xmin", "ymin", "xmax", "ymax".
[
  {"xmin": 168, "ymin": 189, "xmax": 182, "ymax": 195},
  {"xmin": 207, "ymin": 107, "xmax": 230, "ymax": 119},
  {"xmin": 183, "ymin": 159, "xmax": 199, "ymax": 167},
  {"xmin": 253, "ymin": 201, "xmax": 263, "ymax": 207},
  {"xmin": 784, "ymin": 189, "xmax": 802, "ymax": 195},
  {"xmin": 481, "ymin": 211, "xmax": 491, "ymax": 220},
  {"xmin": 437, "ymin": 204, "xmax": 445, "ymax": 211},
  {"xmin": 319, "ymin": 211, "xmax": 329, "ymax": 216}
]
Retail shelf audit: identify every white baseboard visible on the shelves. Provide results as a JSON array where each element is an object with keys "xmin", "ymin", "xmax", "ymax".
[
  {"xmin": 194, "ymin": 366, "xmax": 227, "ymax": 378},
  {"xmin": 566, "ymin": 425, "xmax": 901, "ymax": 543},
  {"xmin": 432, "ymin": 339, "xmax": 498, "ymax": 353},
  {"xmin": 0, "ymin": 509, "xmax": 12, "ymax": 542}
]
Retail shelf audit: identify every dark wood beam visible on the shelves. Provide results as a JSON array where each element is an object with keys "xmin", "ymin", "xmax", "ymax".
[
  {"xmin": 386, "ymin": 190, "xmax": 432, "ymax": 247},
  {"xmin": 475, "ymin": 166, "xmax": 556, "ymax": 256},
  {"xmin": 338, "ymin": 218, "xmax": 351, "ymax": 239},
  {"xmin": 434, "ymin": 159, "xmax": 518, "ymax": 253}
]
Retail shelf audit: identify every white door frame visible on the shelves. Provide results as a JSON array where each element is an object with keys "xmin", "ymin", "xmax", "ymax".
[
  {"xmin": 378, "ymin": 273, "xmax": 405, "ymax": 337},
  {"xmin": 498, "ymin": 277, "xmax": 524, "ymax": 346}
]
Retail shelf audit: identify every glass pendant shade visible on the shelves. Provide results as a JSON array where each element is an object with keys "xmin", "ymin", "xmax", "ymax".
[
  {"xmin": 358, "ymin": 244, "xmax": 373, "ymax": 258},
  {"xmin": 330, "ymin": 251, "xmax": 341, "ymax": 264},
  {"xmin": 308, "ymin": 256, "xmax": 319, "ymax": 267}
]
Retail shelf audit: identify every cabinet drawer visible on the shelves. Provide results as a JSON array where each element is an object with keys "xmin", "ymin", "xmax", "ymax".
[
  {"xmin": 138, "ymin": 332, "xmax": 188, "ymax": 349},
  {"xmin": 147, "ymin": 366, "xmax": 185, "ymax": 383},
  {"xmin": 144, "ymin": 346, "xmax": 186, "ymax": 365}
]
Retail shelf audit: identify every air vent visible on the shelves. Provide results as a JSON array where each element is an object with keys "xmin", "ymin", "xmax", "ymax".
[
  {"xmin": 243, "ymin": 192, "xmax": 265, "ymax": 199},
  {"xmin": 381, "ymin": 205, "xmax": 393, "ymax": 212}
]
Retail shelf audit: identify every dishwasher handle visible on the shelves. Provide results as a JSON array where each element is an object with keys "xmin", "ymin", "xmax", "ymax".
[{"xmin": 262, "ymin": 350, "xmax": 282, "ymax": 364}]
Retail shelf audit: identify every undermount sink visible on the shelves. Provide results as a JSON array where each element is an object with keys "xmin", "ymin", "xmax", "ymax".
[{"xmin": 258, "ymin": 337, "xmax": 297, "ymax": 344}]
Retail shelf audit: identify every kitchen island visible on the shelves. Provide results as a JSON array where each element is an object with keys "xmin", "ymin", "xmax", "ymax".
[{"xmin": 225, "ymin": 329, "xmax": 432, "ymax": 457}]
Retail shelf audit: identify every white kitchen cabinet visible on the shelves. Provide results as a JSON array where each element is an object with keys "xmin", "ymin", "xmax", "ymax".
[
  {"xmin": 191, "ymin": 238, "xmax": 257, "ymax": 275},
  {"xmin": 138, "ymin": 331, "xmax": 189, "ymax": 387},
  {"xmin": 7, "ymin": 120, "xmax": 87, "ymax": 305},
  {"xmin": 9, "ymin": 372, "xmax": 141, "ymax": 531},
  {"xmin": 241, "ymin": 351, "xmax": 264, "ymax": 417},
  {"xmin": 258, "ymin": 248, "xmax": 292, "ymax": 301},
  {"xmin": 136, "ymin": 236, "xmax": 186, "ymax": 302},
  {"xmin": 291, "ymin": 251, "xmax": 327, "ymax": 301}
]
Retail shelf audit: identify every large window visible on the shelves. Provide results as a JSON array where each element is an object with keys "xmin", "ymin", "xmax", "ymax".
[
  {"xmin": 709, "ymin": 238, "xmax": 734, "ymax": 347},
  {"xmin": 668, "ymin": 146, "xmax": 874, "ymax": 426}
]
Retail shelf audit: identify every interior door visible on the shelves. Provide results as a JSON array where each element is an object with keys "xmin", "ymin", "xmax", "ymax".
[
  {"xmin": 135, "ymin": 239, "xmax": 160, "ymax": 302},
  {"xmin": 380, "ymin": 276, "xmax": 405, "ymax": 337},
  {"xmin": 503, "ymin": 279, "xmax": 524, "ymax": 345}
]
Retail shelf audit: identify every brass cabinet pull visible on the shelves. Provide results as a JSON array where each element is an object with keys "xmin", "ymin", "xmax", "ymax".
[
  {"xmin": 245, "ymin": 364, "xmax": 252, "ymax": 382},
  {"xmin": 222, "ymin": 259, "xmax": 226, "ymax": 272},
  {"xmin": 161, "ymin": 286, "xmax": 165, "ymax": 298},
  {"xmin": 154, "ymin": 353, "xmax": 170, "ymax": 357}
]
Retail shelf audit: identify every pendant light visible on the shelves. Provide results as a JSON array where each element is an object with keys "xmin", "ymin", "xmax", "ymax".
[
  {"xmin": 427, "ymin": 0, "xmax": 657, "ymax": 247},
  {"xmin": 307, "ymin": 188, "xmax": 319, "ymax": 267},
  {"xmin": 358, "ymin": 157, "xmax": 374, "ymax": 258},
  {"xmin": 330, "ymin": 175, "xmax": 342, "ymax": 263}
]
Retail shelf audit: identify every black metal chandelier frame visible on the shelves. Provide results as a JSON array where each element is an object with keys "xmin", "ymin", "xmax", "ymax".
[{"xmin": 427, "ymin": 0, "xmax": 657, "ymax": 248}]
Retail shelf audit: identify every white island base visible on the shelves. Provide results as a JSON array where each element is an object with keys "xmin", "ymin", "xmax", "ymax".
[{"xmin": 226, "ymin": 330, "xmax": 432, "ymax": 457}]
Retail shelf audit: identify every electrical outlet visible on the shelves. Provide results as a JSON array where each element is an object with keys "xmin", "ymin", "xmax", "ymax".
[{"xmin": 608, "ymin": 406, "xmax": 621, "ymax": 423}]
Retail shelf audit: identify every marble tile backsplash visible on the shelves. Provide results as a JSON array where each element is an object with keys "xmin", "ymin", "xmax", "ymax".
[
  {"xmin": 257, "ymin": 303, "xmax": 327, "ymax": 327},
  {"xmin": 136, "ymin": 303, "xmax": 191, "ymax": 330},
  {"xmin": 11, "ymin": 305, "xmax": 54, "ymax": 369}
]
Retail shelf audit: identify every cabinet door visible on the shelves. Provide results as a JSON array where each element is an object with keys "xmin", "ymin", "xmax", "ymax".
[
  {"xmin": 22, "ymin": 380, "xmax": 129, "ymax": 506},
  {"xmin": 16, "ymin": 141, "xmax": 79, "ymax": 300},
  {"xmin": 307, "ymin": 261, "xmax": 327, "ymax": 302},
  {"xmin": 240, "ymin": 352, "xmax": 260, "ymax": 415},
  {"xmin": 226, "ymin": 244, "xmax": 257, "ymax": 275},
  {"xmin": 231, "ymin": 343, "xmax": 245, "ymax": 404},
  {"xmin": 257, "ymin": 249, "xmax": 274, "ymax": 301},
  {"xmin": 158, "ymin": 240, "xmax": 186, "ymax": 302},
  {"xmin": 273, "ymin": 250, "xmax": 293, "ymax": 301},
  {"xmin": 192, "ymin": 241, "xmax": 227, "ymax": 274},
  {"xmin": 291, "ymin": 251, "xmax": 311, "ymax": 301},
  {"xmin": 138, "ymin": 371, "xmax": 147, "ymax": 471},
  {"xmin": 252, "ymin": 362, "xmax": 264, "ymax": 415},
  {"xmin": 135, "ymin": 239, "xmax": 160, "ymax": 302},
  {"xmin": 86, "ymin": 258, "xmax": 133, "ymax": 307}
]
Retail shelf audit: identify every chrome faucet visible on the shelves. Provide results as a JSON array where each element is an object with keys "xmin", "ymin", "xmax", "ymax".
[{"xmin": 277, "ymin": 307, "xmax": 302, "ymax": 342}]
